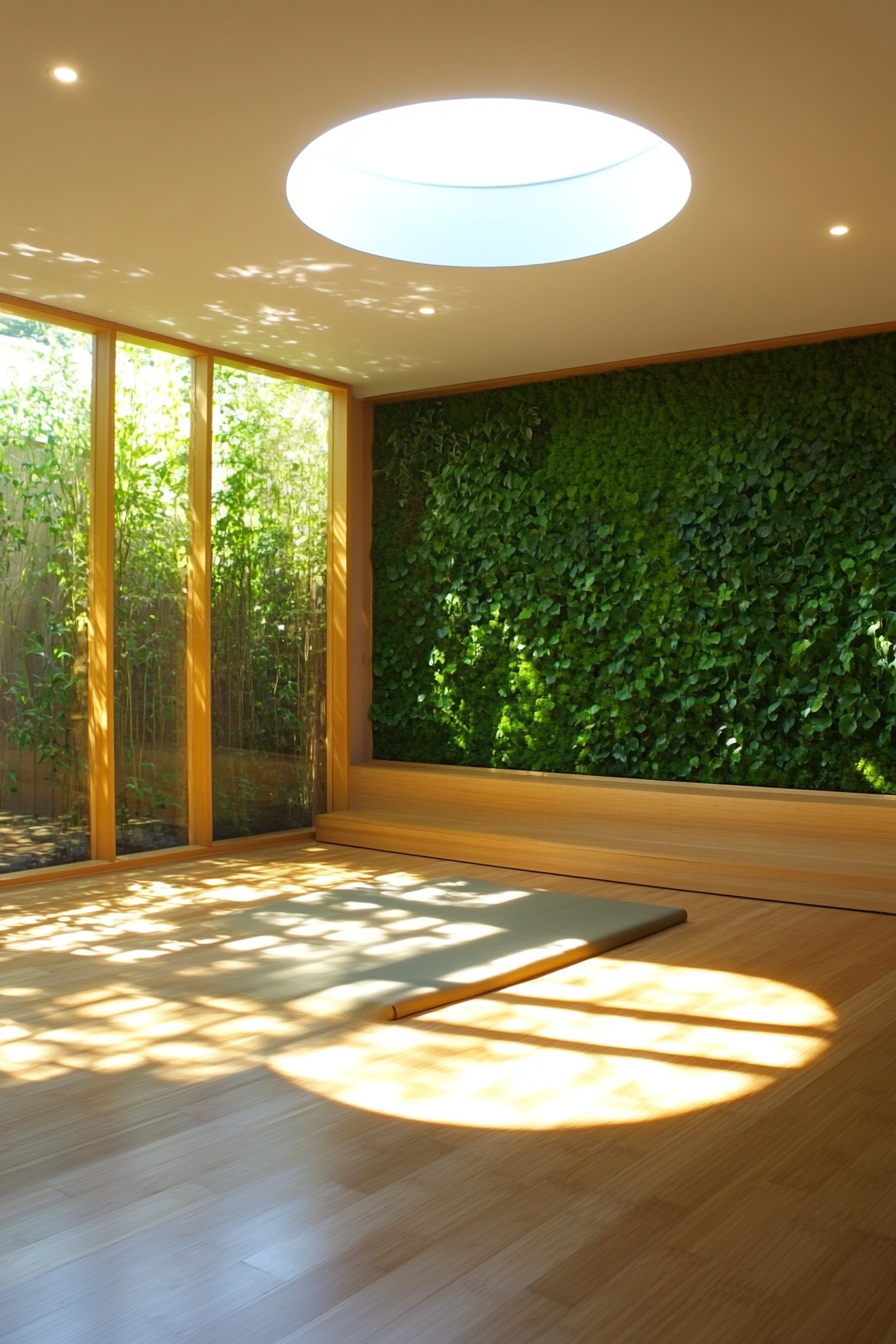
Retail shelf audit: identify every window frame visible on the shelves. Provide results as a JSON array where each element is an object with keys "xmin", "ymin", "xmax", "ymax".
[{"xmin": 0, "ymin": 293, "xmax": 349, "ymax": 888}]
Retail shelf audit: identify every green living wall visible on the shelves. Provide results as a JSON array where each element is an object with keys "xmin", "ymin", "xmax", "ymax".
[{"xmin": 371, "ymin": 333, "xmax": 896, "ymax": 793}]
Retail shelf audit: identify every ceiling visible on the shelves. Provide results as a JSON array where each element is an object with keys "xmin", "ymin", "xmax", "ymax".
[{"xmin": 3, "ymin": 0, "xmax": 896, "ymax": 397}]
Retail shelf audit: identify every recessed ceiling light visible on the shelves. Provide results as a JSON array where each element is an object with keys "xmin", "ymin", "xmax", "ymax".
[
  {"xmin": 418, "ymin": 306, "xmax": 435, "ymax": 315},
  {"xmin": 286, "ymin": 98, "xmax": 691, "ymax": 268},
  {"xmin": 828, "ymin": 224, "xmax": 850, "ymax": 236},
  {"xmin": 51, "ymin": 66, "xmax": 80, "ymax": 83}
]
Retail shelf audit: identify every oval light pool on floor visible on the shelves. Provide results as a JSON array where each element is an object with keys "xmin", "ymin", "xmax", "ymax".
[{"xmin": 286, "ymin": 98, "xmax": 692, "ymax": 268}]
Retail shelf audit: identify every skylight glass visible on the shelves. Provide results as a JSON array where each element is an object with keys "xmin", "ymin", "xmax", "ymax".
[{"xmin": 286, "ymin": 98, "xmax": 691, "ymax": 268}]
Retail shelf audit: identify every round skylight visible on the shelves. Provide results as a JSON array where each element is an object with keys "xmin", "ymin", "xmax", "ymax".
[{"xmin": 286, "ymin": 98, "xmax": 691, "ymax": 268}]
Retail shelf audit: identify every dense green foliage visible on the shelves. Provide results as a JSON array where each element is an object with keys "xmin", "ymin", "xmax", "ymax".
[
  {"xmin": 211, "ymin": 367, "xmax": 328, "ymax": 837},
  {"xmin": 0, "ymin": 315, "xmax": 330, "ymax": 870},
  {"xmin": 0, "ymin": 317, "xmax": 91, "ymax": 854},
  {"xmin": 371, "ymin": 334, "xmax": 896, "ymax": 792},
  {"xmin": 114, "ymin": 343, "xmax": 191, "ymax": 849},
  {"xmin": 114, "ymin": 354, "xmax": 330, "ymax": 844}
]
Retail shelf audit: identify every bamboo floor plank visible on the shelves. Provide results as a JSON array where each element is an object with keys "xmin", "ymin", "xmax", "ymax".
[{"xmin": 1, "ymin": 839, "xmax": 895, "ymax": 1342}]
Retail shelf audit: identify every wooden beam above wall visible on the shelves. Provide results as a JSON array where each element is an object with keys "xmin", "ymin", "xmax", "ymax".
[{"xmin": 367, "ymin": 317, "xmax": 896, "ymax": 406}]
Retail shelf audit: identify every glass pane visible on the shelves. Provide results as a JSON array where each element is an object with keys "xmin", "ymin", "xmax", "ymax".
[
  {"xmin": 0, "ymin": 314, "xmax": 91, "ymax": 872},
  {"xmin": 114, "ymin": 342, "xmax": 191, "ymax": 854},
  {"xmin": 211, "ymin": 366, "xmax": 328, "ymax": 839}
]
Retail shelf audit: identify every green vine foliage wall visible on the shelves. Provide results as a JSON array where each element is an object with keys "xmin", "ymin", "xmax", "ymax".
[{"xmin": 371, "ymin": 333, "xmax": 896, "ymax": 793}]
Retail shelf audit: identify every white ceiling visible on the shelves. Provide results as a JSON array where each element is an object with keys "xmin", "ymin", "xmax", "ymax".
[{"xmin": 3, "ymin": 0, "xmax": 896, "ymax": 397}]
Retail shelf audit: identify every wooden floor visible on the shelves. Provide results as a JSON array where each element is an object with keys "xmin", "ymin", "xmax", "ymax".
[{"xmin": 1, "ymin": 839, "xmax": 895, "ymax": 1343}]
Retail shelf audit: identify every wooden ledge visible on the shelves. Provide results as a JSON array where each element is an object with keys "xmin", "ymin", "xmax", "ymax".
[
  {"xmin": 314, "ymin": 761, "xmax": 896, "ymax": 914},
  {"xmin": 315, "ymin": 810, "xmax": 894, "ymax": 912}
]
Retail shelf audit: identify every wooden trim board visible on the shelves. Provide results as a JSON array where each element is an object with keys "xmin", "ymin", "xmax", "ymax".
[
  {"xmin": 348, "ymin": 397, "xmax": 374, "ymax": 766},
  {"xmin": 88, "ymin": 330, "xmax": 116, "ymax": 862},
  {"xmin": 367, "ymin": 317, "xmax": 896, "ymax": 405},
  {"xmin": 0, "ymin": 290, "xmax": 349, "ymax": 393},
  {"xmin": 327, "ymin": 388, "xmax": 351, "ymax": 812},
  {"xmin": 313, "ymin": 761, "xmax": 896, "ymax": 913},
  {"xmin": 186, "ymin": 355, "xmax": 213, "ymax": 847}
]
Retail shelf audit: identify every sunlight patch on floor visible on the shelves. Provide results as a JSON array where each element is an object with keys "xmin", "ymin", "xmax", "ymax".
[
  {"xmin": 271, "ymin": 958, "xmax": 836, "ymax": 1128},
  {"xmin": 0, "ymin": 857, "xmax": 836, "ymax": 1126}
]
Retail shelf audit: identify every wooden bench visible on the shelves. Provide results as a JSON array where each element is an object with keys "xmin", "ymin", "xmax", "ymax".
[{"xmin": 315, "ymin": 760, "xmax": 896, "ymax": 914}]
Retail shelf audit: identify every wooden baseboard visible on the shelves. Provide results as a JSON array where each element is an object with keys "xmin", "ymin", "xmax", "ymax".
[
  {"xmin": 0, "ymin": 828, "xmax": 318, "ymax": 895},
  {"xmin": 313, "ymin": 761, "xmax": 896, "ymax": 914}
]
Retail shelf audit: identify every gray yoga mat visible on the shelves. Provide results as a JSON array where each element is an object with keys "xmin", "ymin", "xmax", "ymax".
[{"xmin": 215, "ymin": 877, "xmax": 687, "ymax": 1021}]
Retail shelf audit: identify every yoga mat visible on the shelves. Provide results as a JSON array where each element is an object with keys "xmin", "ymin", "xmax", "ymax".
[{"xmin": 214, "ymin": 877, "xmax": 686, "ymax": 1021}]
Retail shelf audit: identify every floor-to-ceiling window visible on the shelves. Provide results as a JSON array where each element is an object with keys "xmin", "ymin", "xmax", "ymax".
[
  {"xmin": 211, "ymin": 364, "xmax": 328, "ymax": 839},
  {"xmin": 0, "ymin": 314, "xmax": 92, "ymax": 873},
  {"xmin": 114, "ymin": 341, "xmax": 191, "ymax": 854},
  {"xmin": 0, "ymin": 302, "xmax": 334, "ymax": 877}
]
